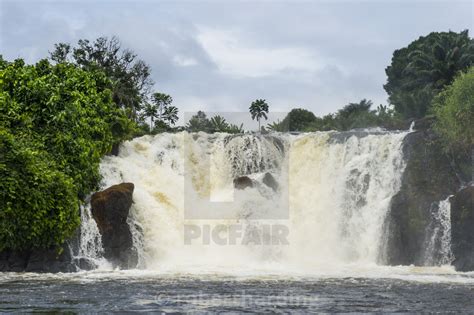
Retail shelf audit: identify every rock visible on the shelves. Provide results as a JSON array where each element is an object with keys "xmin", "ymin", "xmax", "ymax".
[
  {"xmin": 0, "ymin": 244, "xmax": 80, "ymax": 273},
  {"xmin": 7, "ymin": 251, "xmax": 29, "ymax": 272},
  {"xmin": 74, "ymin": 257, "xmax": 96, "ymax": 271},
  {"xmin": 233, "ymin": 176, "xmax": 254, "ymax": 190},
  {"xmin": 383, "ymin": 130, "xmax": 461, "ymax": 265},
  {"xmin": 262, "ymin": 172, "xmax": 279, "ymax": 192},
  {"xmin": 450, "ymin": 186, "xmax": 474, "ymax": 271},
  {"xmin": 109, "ymin": 142, "xmax": 120, "ymax": 156},
  {"xmin": 91, "ymin": 183, "xmax": 137, "ymax": 269},
  {"xmin": 25, "ymin": 248, "xmax": 76, "ymax": 273}
]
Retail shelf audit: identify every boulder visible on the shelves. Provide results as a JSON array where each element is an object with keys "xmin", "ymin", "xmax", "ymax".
[
  {"xmin": 233, "ymin": 176, "xmax": 254, "ymax": 190},
  {"xmin": 91, "ymin": 183, "xmax": 137, "ymax": 268},
  {"xmin": 262, "ymin": 172, "xmax": 279, "ymax": 192},
  {"xmin": 25, "ymin": 248, "xmax": 76, "ymax": 273},
  {"xmin": 450, "ymin": 186, "xmax": 474, "ymax": 271}
]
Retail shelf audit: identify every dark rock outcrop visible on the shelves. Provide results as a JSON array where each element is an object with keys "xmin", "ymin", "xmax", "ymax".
[
  {"xmin": 233, "ymin": 176, "xmax": 254, "ymax": 190},
  {"xmin": 262, "ymin": 172, "xmax": 279, "ymax": 192},
  {"xmin": 450, "ymin": 186, "xmax": 474, "ymax": 271},
  {"xmin": 384, "ymin": 130, "xmax": 461, "ymax": 265},
  {"xmin": 91, "ymin": 182, "xmax": 137, "ymax": 269},
  {"xmin": 0, "ymin": 243, "xmax": 89, "ymax": 273}
]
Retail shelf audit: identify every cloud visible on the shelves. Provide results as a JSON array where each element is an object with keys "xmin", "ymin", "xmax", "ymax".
[
  {"xmin": 0, "ymin": 0, "xmax": 472, "ymax": 123},
  {"xmin": 196, "ymin": 27, "xmax": 322, "ymax": 78}
]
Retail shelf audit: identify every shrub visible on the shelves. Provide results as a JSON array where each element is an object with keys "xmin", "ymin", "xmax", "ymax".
[{"xmin": 432, "ymin": 66, "xmax": 474, "ymax": 154}]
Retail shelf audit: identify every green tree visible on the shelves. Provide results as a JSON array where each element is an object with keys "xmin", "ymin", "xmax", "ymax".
[
  {"xmin": 249, "ymin": 99, "xmax": 269, "ymax": 131},
  {"xmin": 162, "ymin": 105, "xmax": 179, "ymax": 126},
  {"xmin": 226, "ymin": 123, "xmax": 244, "ymax": 134},
  {"xmin": 384, "ymin": 30, "xmax": 474, "ymax": 119},
  {"xmin": 432, "ymin": 66, "xmax": 474, "ymax": 154},
  {"xmin": 49, "ymin": 36, "xmax": 153, "ymax": 120},
  {"xmin": 267, "ymin": 120, "xmax": 286, "ymax": 132},
  {"xmin": 143, "ymin": 103, "xmax": 158, "ymax": 130},
  {"xmin": 151, "ymin": 92, "xmax": 173, "ymax": 117},
  {"xmin": 280, "ymin": 108, "xmax": 316, "ymax": 131},
  {"xmin": 210, "ymin": 115, "xmax": 229, "ymax": 132},
  {"xmin": 186, "ymin": 111, "xmax": 212, "ymax": 132}
]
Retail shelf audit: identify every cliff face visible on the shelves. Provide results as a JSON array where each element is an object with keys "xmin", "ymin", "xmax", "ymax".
[{"xmin": 384, "ymin": 127, "xmax": 473, "ymax": 271}]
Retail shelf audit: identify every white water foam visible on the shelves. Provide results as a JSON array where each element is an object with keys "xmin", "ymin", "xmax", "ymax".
[
  {"xmin": 89, "ymin": 130, "xmax": 414, "ymax": 274},
  {"xmin": 423, "ymin": 196, "xmax": 454, "ymax": 266}
]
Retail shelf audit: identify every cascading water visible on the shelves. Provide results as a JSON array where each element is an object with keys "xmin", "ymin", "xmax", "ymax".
[
  {"xmin": 423, "ymin": 196, "xmax": 454, "ymax": 266},
  {"xmin": 76, "ymin": 205, "xmax": 110, "ymax": 268},
  {"xmin": 83, "ymin": 130, "xmax": 415, "ymax": 273}
]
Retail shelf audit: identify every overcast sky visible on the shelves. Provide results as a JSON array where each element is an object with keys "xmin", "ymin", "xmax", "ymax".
[{"xmin": 1, "ymin": 0, "xmax": 472, "ymax": 126}]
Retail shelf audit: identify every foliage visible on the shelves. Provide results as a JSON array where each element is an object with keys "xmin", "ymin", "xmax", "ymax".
[
  {"xmin": 267, "ymin": 119, "xmax": 287, "ymax": 132},
  {"xmin": 384, "ymin": 30, "xmax": 474, "ymax": 119},
  {"xmin": 281, "ymin": 108, "xmax": 316, "ymax": 131},
  {"xmin": 139, "ymin": 93, "xmax": 179, "ymax": 133},
  {"xmin": 0, "ymin": 131, "xmax": 79, "ymax": 251},
  {"xmin": 267, "ymin": 100, "xmax": 402, "ymax": 132},
  {"xmin": 209, "ymin": 115, "xmax": 244, "ymax": 133},
  {"xmin": 249, "ymin": 99, "xmax": 269, "ymax": 130},
  {"xmin": 432, "ymin": 66, "xmax": 474, "ymax": 153},
  {"xmin": 185, "ymin": 112, "xmax": 243, "ymax": 133},
  {"xmin": 186, "ymin": 111, "xmax": 212, "ymax": 132},
  {"xmin": 0, "ymin": 58, "xmax": 132, "ymax": 250},
  {"xmin": 49, "ymin": 36, "xmax": 153, "ymax": 119},
  {"xmin": 210, "ymin": 115, "xmax": 229, "ymax": 132}
]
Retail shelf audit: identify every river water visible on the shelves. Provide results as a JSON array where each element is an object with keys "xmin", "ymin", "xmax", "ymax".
[{"xmin": 1, "ymin": 267, "xmax": 474, "ymax": 312}]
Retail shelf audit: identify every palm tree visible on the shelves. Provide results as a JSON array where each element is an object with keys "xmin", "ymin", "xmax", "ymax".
[
  {"xmin": 210, "ymin": 115, "xmax": 229, "ymax": 132},
  {"xmin": 152, "ymin": 92, "xmax": 173, "ymax": 117},
  {"xmin": 162, "ymin": 105, "xmax": 179, "ymax": 126},
  {"xmin": 227, "ymin": 123, "xmax": 244, "ymax": 134},
  {"xmin": 405, "ymin": 30, "xmax": 474, "ymax": 94},
  {"xmin": 267, "ymin": 120, "xmax": 285, "ymax": 132},
  {"xmin": 143, "ymin": 102, "xmax": 158, "ymax": 130},
  {"xmin": 249, "ymin": 99, "xmax": 269, "ymax": 131}
]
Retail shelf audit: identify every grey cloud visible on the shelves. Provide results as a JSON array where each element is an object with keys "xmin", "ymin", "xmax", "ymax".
[{"xmin": 0, "ymin": 0, "xmax": 472, "ymax": 122}]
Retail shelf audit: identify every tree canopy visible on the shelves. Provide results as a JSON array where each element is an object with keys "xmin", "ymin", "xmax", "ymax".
[
  {"xmin": 384, "ymin": 30, "xmax": 474, "ymax": 119},
  {"xmin": 249, "ymin": 99, "xmax": 269, "ymax": 131},
  {"xmin": 49, "ymin": 36, "xmax": 153, "ymax": 119}
]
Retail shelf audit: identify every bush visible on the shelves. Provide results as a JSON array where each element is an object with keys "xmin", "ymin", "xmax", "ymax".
[
  {"xmin": 432, "ymin": 66, "xmax": 474, "ymax": 154},
  {"xmin": 0, "ymin": 130, "xmax": 79, "ymax": 251}
]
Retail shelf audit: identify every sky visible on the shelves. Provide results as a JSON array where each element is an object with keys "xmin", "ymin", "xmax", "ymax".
[{"xmin": 0, "ymin": 0, "xmax": 473, "ymax": 126}]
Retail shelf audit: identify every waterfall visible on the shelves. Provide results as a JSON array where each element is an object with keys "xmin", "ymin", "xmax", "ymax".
[
  {"xmin": 423, "ymin": 196, "xmax": 454, "ymax": 266},
  {"xmin": 84, "ymin": 130, "xmax": 414, "ymax": 272},
  {"xmin": 75, "ymin": 205, "xmax": 110, "ymax": 268}
]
